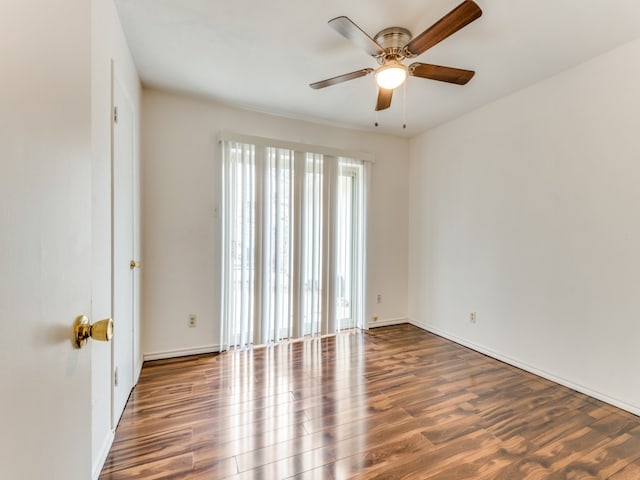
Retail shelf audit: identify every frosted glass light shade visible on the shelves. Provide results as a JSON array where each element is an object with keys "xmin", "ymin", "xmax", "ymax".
[{"xmin": 375, "ymin": 61, "xmax": 408, "ymax": 89}]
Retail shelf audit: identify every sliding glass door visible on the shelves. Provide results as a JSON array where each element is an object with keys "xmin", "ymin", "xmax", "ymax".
[{"xmin": 220, "ymin": 141, "xmax": 367, "ymax": 349}]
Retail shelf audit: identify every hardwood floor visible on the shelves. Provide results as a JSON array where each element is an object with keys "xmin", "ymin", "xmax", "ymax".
[{"xmin": 99, "ymin": 324, "xmax": 640, "ymax": 479}]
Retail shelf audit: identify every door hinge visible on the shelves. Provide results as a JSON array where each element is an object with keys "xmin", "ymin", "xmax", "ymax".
[{"xmin": 113, "ymin": 106, "xmax": 119, "ymax": 124}]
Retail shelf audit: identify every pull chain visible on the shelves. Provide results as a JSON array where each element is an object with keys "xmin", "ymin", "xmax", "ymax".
[
  {"xmin": 374, "ymin": 80, "xmax": 379, "ymax": 127},
  {"xmin": 402, "ymin": 82, "xmax": 407, "ymax": 129},
  {"xmin": 372, "ymin": 82, "xmax": 408, "ymax": 129}
]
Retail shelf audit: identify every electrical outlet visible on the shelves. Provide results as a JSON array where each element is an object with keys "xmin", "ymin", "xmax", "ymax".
[
  {"xmin": 188, "ymin": 314, "xmax": 197, "ymax": 328},
  {"xmin": 376, "ymin": 293, "xmax": 382, "ymax": 304},
  {"xmin": 470, "ymin": 312, "xmax": 477, "ymax": 324}
]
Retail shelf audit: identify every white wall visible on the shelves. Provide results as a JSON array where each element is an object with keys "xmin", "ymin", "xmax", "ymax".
[
  {"xmin": 409, "ymin": 38, "xmax": 640, "ymax": 413},
  {"xmin": 91, "ymin": 0, "xmax": 141, "ymax": 476},
  {"xmin": 142, "ymin": 89, "xmax": 409, "ymax": 358}
]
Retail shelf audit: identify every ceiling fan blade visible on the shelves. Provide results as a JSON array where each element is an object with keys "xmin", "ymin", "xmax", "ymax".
[
  {"xmin": 328, "ymin": 16, "xmax": 386, "ymax": 57},
  {"xmin": 309, "ymin": 68, "xmax": 374, "ymax": 89},
  {"xmin": 375, "ymin": 88, "xmax": 393, "ymax": 111},
  {"xmin": 409, "ymin": 63, "xmax": 475, "ymax": 85},
  {"xmin": 404, "ymin": 0, "xmax": 482, "ymax": 57}
]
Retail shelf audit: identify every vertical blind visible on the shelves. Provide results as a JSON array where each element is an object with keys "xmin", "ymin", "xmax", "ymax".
[{"xmin": 220, "ymin": 139, "xmax": 368, "ymax": 350}]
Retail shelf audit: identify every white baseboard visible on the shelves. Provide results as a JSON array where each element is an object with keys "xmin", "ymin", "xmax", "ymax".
[
  {"xmin": 92, "ymin": 429, "xmax": 114, "ymax": 480},
  {"xmin": 368, "ymin": 316, "xmax": 407, "ymax": 328},
  {"xmin": 144, "ymin": 344, "xmax": 220, "ymax": 361},
  {"xmin": 408, "ymin": 318, "xmax": 640, "ymax": 417}
]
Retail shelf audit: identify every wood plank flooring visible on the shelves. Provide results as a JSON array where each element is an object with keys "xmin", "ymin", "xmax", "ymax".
[{"xmin": 99, "ymin": 324, "xmax": 640, "ymax": 479}]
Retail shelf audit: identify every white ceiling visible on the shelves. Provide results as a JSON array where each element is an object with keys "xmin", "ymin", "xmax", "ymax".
[{"xmin": 115, "ymin": 0, "xmax": 640, "ymax": 136}]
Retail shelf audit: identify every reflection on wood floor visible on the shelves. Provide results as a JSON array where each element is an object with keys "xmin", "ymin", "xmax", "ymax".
[{"xmin": 99, "ymin": 324, "xmax": 640, "ymax": 479}]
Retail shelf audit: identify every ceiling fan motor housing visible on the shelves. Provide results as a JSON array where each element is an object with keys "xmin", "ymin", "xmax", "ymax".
[{"xmin": 374, "ymin": 27, "xmax": 412, "ymax": 62}]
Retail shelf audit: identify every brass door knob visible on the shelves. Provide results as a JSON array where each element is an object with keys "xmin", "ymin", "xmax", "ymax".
[
  {"xmin": 74, "ymin": 315, "xmax": 113, "ymax": 349},
  {"xmin": 130, "ymin": 260, "xmax": 141, "ymax": 269}
]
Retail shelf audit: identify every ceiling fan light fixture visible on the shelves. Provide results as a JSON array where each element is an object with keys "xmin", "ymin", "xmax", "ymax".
[{"xmin": 375, "ymin": 60, "xmax": 408, "ymax": 90}]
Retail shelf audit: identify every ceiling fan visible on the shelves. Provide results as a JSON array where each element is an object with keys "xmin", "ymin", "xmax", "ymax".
[{"xmin": 310, "ymin": 0, "xmax": 482, "ymax": 112}]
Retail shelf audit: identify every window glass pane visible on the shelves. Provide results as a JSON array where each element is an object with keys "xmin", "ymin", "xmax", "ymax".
[{"xmin": 336, "ymin": 160, "xmax": 363, "ymax": 330}]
